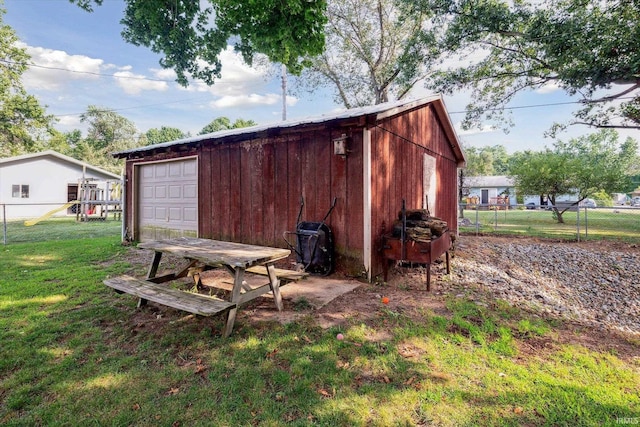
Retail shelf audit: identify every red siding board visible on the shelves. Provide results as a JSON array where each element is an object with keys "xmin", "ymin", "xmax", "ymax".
[
  {"xmin": 286, "ymin": 136, "xmax": 302, "ymax": 235},
  {"xmin": 316, "ymin": 131, "xmax": 332, "ymax": 223},
  {"xmin": 346, "ymin": 132, "xmax": 364, "ymax": 253},
  {"xmin": 209, "ymin": 146, "xmax": 221, "ymax": 239},
  {"xmin": 261, "ymin": 141, "xmax": 275, "ymax": 244},
  {"xmin": 229, "ymin": 147, "xmax": 242, "ymax": 242},
  {"xmin": 273, "ymin": 140, "xmax": 289, "ymax": 248}
]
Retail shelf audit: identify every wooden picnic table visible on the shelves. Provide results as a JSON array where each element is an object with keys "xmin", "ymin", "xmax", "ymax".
[{"xmin": 105, "ymin": 237, "xmax": 295, "ymax": 337}]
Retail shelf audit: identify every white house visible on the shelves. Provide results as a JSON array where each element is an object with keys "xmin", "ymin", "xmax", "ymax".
[
  {"xmin": 0, "ymin": 150, "xmax": 121, "ymax": 220},
  {"xmin": 464, "ymin": 175, "xmax": 517, "ymax": 206}
]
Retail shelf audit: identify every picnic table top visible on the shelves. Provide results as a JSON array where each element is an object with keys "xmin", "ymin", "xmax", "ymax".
[{"xmin": 138, "ymin": 237, "xmax": 291, "ymax": 269}]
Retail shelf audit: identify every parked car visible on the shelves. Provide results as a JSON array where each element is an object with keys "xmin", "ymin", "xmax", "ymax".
[
  {"xmin": 631, "ymin": 197, "xmax": 640, "ymax": 207},
  {"xmin": 580, "ymin": 198, "xmax": 597, "ymax": 208}
]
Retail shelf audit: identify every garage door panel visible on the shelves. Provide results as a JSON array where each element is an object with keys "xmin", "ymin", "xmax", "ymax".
[
  {"xmin": 183, "ymin": 184, "xmax": 197, "ymax": 198},
  {"xmin": 155, "ymin": 164, "xmax": 167, "ymax": 177},
  {"xmin": 183, "ymin": 207, "xmax": 197, "ymax": 222},
  {"xmin": 155, "ymin": 186, "xmax": 167, "ymax": 198},
  {"xmin": 169, "ymin": 163, "xmax": 182, "ymax": 177},
  {"xmin": 137, "ymin": 158, "xmax": 198, "ymax": 240},
  {"xmin": 168, "ymin": 185, "xmax": 182, "ymax": 198},
  {"xmin": 154, "ymin": 207, "xmax": 167, "ymax": 221}
]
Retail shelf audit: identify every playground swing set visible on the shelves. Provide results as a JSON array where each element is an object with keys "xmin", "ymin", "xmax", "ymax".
[{"xmin": 24, "ymin": 178, "xmax": 123, "ymax": 227}]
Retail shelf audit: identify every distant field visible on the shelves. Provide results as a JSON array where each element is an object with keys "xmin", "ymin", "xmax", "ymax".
[{"xmin": 459, "ymin": 206, "xmax": 640, "ymax": 242}]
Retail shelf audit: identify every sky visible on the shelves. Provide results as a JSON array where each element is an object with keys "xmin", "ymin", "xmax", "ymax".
[{"xmin": 4, "ymin": 0, "xmax": 635, "ymax": 154}]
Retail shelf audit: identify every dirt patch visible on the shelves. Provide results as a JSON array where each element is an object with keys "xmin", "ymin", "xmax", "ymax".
[{"xmin": 116, "ymin": 235, "xmax": 640, "ymax": 360}]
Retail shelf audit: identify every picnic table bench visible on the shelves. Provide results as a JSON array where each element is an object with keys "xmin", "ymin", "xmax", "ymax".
[{"xmin": 104, "ymin": 237, "xmax": 305, "ymax": 337}]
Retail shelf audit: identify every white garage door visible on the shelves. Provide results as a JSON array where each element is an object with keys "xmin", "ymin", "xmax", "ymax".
[{"xmin": 137, "ymin": 158, "xmax": 198, "ymax": 241}]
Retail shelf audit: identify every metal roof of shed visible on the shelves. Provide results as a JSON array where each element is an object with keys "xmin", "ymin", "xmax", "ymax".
[{"xmin": 113, "ymin": 95, "xmax": 465, "ymax": 165}]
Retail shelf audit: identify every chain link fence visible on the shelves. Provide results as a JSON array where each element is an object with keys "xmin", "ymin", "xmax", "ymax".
[{"xmin": 458, "ymin": 203, "xmax": 640, "ymax": 243}]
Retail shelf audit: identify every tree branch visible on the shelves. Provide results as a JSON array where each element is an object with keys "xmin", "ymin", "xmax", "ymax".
[{"xmin": 581, "ymin": 82, "xmax": 640, "ymax": 104}]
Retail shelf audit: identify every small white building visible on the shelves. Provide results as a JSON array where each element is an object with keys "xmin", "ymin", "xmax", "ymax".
[
  {"xmin": 0, "ymin": 150, "xmax": 121, "ymax": 220},
  {"xmin": 464, "ymin": 175, "xmax": 517, "ymax": 206}
]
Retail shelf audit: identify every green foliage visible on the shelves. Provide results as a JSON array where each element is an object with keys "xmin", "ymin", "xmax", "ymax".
[
  {"xmin": 72, "ymin": 0, "xmax": 327, "ymax": 86},
  {"xmin": 416, "ymin": 0, "xmax": 640, "ymax": 132},
  {"xmin": 463, "ymin": 144, "xmax": 511, "ymax": 176},
  {"xmin": 591, "ymin": 190, "xmax": 613, "ymax": 208},
  {"xmin": 72, "ymin": 105, "xmax": 143, "ymax": 173},
  {"xmin": 144, "ymin": 126, "xmax": 188, "ymax": 145},
  {"xmin": 0, "ymin": 8, "xmax": 55, "ymax": 157},
  {"xmin": 510, "ymin": 130, "xmax": 637, "ymax": 222},
  {"xmin": 198, "ymin": 116, "xmax": 257, "ymax": 135}
]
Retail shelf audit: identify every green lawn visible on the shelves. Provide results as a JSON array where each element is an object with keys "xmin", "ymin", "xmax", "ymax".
[
  {"xmin": 460, "ymin": 207, "xmax": 640, "ymax": 242},
  {"xmin": 1, "ymin": 225, "xmax": 638, "ymax": 426},
  {"xmin": 1, "ymin": 217, "xmax": 122, "ymax": 244}
]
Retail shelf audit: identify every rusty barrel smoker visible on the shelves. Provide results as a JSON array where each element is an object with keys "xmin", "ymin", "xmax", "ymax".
[
  {"xmin": 381, "ymin": 200, "xmax": 451, "ymax": 291},
  {"xmin": 284, "ymin": 197, "xmax": 337, "ymax": 276}
]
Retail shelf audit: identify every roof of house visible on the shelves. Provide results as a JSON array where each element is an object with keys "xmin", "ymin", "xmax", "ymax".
[
  {"xmin": 0, "ymin": 150, "xmax": 121, "ymax": 179},
  {"xmin": 465, "ymin": 175, "xmax": 515, "ymax": 188},
  {"xmin": 113, "ymin": 95, "xmax": 465, "ymax": 166}
]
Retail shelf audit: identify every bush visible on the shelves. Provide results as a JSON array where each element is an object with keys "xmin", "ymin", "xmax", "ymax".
[{"xmin": 592, "ymin": 190, "xmax": 613, "ymax": 207}]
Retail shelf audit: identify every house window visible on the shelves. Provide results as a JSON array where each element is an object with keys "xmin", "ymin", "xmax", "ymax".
[{"xmin": 12, "ymin": 184, "xmax": 29, "ymax": 198}]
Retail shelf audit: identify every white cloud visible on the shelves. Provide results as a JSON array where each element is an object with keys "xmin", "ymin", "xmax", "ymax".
[
  {"xmin": 536, "ymin": 82, "xmax": 561, "ymax": 94},
  {"xmin": 181, "ymin": 46, "xmax": 271, "ymax": 98},
  {"xmin": 455, "ymin": 121, "xmax": 497, "ymax": 136},
  {"xmin": 210, "ymin": 93, "xmax": 282, "ymax": 108},
  {"xmin": 56, "ymin": 114, "xmax": 83, "ymax": 128},
  {"xmin": 114, "ymin": 70, "xmax": 169, "ymax": 95},
  {"xmin": 151, "ymin": 67, "xmax": 178, "ymax": 81},
  {"xmin": 21, "ymin": 44, "xmax": 103, "ymax": 90}
]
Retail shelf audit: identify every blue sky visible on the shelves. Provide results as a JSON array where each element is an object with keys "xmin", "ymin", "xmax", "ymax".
[{"xmin": 4, "ymin": 0, "xmax": 631, "ymax": 154}]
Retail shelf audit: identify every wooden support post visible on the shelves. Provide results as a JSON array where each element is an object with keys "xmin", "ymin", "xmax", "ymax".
[
  {"xmin": 223, "ymin": 267, "xmax": 245, "ymax": 337},
  {"xmin": 266, "ymin": 263, "xmax": 283, "ymax": 311},
  {"xmin": 140, "ymin": 251, "xmax": 163, "ymax": 307}
]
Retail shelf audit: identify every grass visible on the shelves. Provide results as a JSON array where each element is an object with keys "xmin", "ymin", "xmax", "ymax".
[
  {"xmin": 460, "ymin": 207, "xmax": 640, "ymax": 242},
  {"xmin": 1, "ymin": 221, "xmax": 639, "ymax": 425},
  {"xmin": 1, "ymin": 217, "xmax": 122, "ymax": 244}
]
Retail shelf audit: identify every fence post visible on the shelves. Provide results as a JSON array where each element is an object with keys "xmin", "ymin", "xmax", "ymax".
[
  {"xmin": 576, "ymin": 205, "xmax": 580, "ymax": 242},
  {"xmin": 2, "ymin": 204, "xmax": 6, "ymax": 245},
  {"xmin": 584, "ymin": 207, "xmax": 588, "ymax": 239},
  {"xmin": 494, "ymin": 205, "xmax": 498, "ymax": 229},
  {"xmin": 475, "ymin": 207, "xmax": 479, "ymax": 235}
]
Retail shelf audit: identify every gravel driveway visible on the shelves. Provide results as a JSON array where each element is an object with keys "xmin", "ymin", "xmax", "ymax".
[{"xmin": 453, "ymin": 236, "xmax": 640, "ymax": 335}]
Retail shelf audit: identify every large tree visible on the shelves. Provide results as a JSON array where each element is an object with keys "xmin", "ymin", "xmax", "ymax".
[
  {"xmin": 414, "ymin": 0, "xmax": 640, "ymax": 133},
  {"xmin": 0, "ymin": 7, "xmax": 54, "ymax": 157},
  {"xmin": 509, "ymin": 130, "xmax": 638, "ymax": 223},
  {"xmin": 73, "ymin": 106, "xmax": 143, "ymax": 173},
  {"xmin": 71, "ymin": 0, "xmax": 327, "ymax": 86},
  {"xmin": 298, "ymin": 0, "xmax": 436, "ymax": 108}
]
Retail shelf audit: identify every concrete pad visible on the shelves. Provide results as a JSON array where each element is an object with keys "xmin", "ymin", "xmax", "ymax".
[
  {"xmin": 275, "ymin": 276, "xmax": 362, "ymax": 309},
  {"xmin": 198, "ymin": 270, "xmax": 361, "ymax": 310}
]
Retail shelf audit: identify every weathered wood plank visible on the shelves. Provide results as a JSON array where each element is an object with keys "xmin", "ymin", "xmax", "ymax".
[
  {"xmin": 139, "ymin": 238, "xmax": 290, "ymax": 269},
  {"xmin": 245, "ymin": 265, "xmax": 308, "ymax": 281},
  {"xmin": 104, "ymin": 275, "xmax": 235, "ymax": 316},
  {"xmin": 262, "ymin": 142, "xmax": 276, "ymax": 245}
]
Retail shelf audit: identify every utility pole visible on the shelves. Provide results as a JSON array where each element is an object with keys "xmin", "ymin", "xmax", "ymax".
[{"xmin": 281, "ymin": 64, "xmax": 287, "ymax": 121}]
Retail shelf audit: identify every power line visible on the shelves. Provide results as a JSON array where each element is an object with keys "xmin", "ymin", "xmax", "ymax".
[
  {"xmin": 0, "ymin": 59, "xmax": 174, "ymax": 82},
  {"xmin": 51, "ymin": 96, "xmax": 213, "ymax": 118},
  {"xmin": 448, "ymin": 96, "xmax": 638, "ymax": 115}
]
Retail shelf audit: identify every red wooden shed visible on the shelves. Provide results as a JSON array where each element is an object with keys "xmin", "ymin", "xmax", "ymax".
[{"xmin": 114, "ymin": 96, "xmax": 465, "ymax": 280}]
